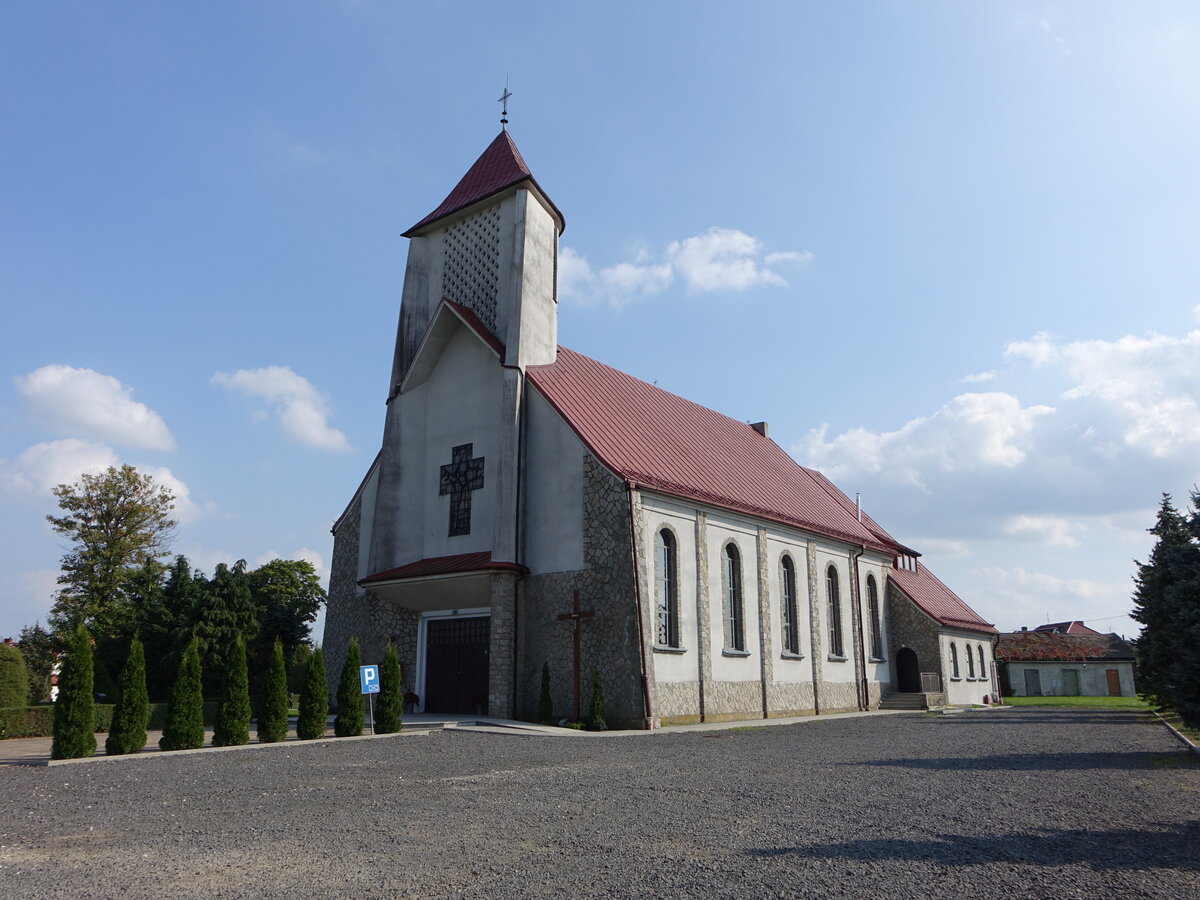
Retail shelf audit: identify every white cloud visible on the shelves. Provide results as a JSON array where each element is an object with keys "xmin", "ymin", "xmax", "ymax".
[
  {"xmin": 971, "ymin": 566, "xmax": 1127, "ymax": 632},
  {"xmin": 1004, "ymin": 331, "xmax": 1060, "ymax": 366},
  {"xmin": 560, "ymin": 227, "xmax": 810, "ymax": 307},
  {"xmin": 15, "ymin": 365, "xmax": 176, "ymax": 451},
  {"xmin": 802, "ymin": 392, "xmax": 1053, "ymax": 489},
  {"xmin": 961, "ymin": 370, "xmax": 997, "ymax": 383},
  {"xmin": 19, "ymin": 568, "xmax": 59, "ymax": 619},
  {"xmin": 908, "ymin": 537, "xmax": 971, "ymax": 559},
  {"xmin": 144, "ymin": 466, "xmax": 203, "ymax": 524},
  {"xmin": 0, "ymin": 439, "xmax": 119, "ymax": 500},
  {"xmin": 212, "ymin": 366, "xmax": 352, "ymax": 452},
  {"xmin": 1002, "ymin": 514, "xmax": 1083, "ymax": 549}
]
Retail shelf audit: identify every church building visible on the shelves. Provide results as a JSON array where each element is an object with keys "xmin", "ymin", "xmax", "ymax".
[{"xmin": 323, "ymin": 127, "xmax": 998, "ymax": 727}]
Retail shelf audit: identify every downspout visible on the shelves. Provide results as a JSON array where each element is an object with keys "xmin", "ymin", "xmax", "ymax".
[
  {"xmin": 850, "ymin": 546, "xmax": 868, "ymax": 711},
  {"xmin": 626, "ymin": 481, "xmax": 654, "ymax": 729},
  {"xmin": 512, "ymin": 373, "xmax": 526, "ymax": 719}
]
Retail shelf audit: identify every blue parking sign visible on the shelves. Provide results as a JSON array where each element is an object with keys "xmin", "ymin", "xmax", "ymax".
[{"xmin": 360, "ymin": 665, "xmax": 380, "ymax": 694}]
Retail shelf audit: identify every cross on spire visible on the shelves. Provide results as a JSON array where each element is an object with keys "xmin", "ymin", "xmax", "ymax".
[
  {"xmin": 439, "ymin": 444, "xmax": 485, "ymax": 536},
  {"xmin": 498, "ymin": 78, "xmax": 511, "ymax": 130}
]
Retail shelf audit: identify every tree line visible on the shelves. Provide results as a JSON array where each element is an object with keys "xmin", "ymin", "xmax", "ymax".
[{"xmin": 12, "ymin": 465, "xmax": 324, "ymax": 705}]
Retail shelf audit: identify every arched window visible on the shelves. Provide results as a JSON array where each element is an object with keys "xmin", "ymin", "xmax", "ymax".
[
  {"xmin": 867, "ymin": 574, "xmax": 882, "ymax": 660},
  {"xmin": 966, "ymin": 642, "xmax": 976, "ymax": 678},
  {"xmin": 827, "ymin": 565, "xmax": 844, "ymax": 657},
  {"xmin": 655, "ymin": 529, "xmax": 679, "ymax": 648},
  {"xmin": 723, "ymin": 544, "xmax": 744, "ymax": 652},
  {"xmin": 780, "ymin": 556, "xmax": 799, "ymax": 654},
  {"xmin": 977, "ymin": 645, "xmax": 986, "ymax": 681},
  {"xmin": 950, "ymin": 642, "xmax": 960, "ymax": 678}
]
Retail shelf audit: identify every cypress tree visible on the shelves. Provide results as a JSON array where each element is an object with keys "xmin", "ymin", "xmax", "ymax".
[
  {"xmin": 297, "ymin": 647, "xmax": 327, "ymax": 740},
  {"xmin": 159, "ymin": 637, "xmax": 204, "ymax": 750},
  {"xmin": 51, "ymin": 624, "xmax": 96, "ymax": 759},
  {"xmin": 539, "ymin": 662, "xmax": 553, "ymax": 724},
  {"xmin": 212, "ymin": 636, "xmax": 251, "ymax": 747},
  {"xmin": 105, "ymin": 636, "xmax": 148, "ymax": 755},
  {"xmin": 257, "ymin": 637, "xmax": 289, "ymax": 743},
  {"xmin": 0, "ymin": 642, "xmax": 29, "ymax": 709},
  {"xmin": 375, "ymin": 643, "xmax": 403, "ymax": 734},
  {"xmin": 334, "ymin": 637, "xmax": 364, "ymax": 737},
  {"xmin": 586, "ymin": 670, "xmax": 607, "ymax": 732}
]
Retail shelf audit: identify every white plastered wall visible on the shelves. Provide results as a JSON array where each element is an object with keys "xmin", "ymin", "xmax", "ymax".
[
  {"xmin": 764, "ymin": 532, "xmax": 813, "ymax": 685},
  {"xmin": 811, "ymin": 540, "xmax": 857, "ymax": 686},
  {"xmin": 858, "ymin": 553, "xmax": 892, "ymax": 684},
  {"xmin": 640, "ymin": 496, "xmax": 700, "ymax": 684},
  {"xmin": 940, "ymin": 630, "xmax": 995, "ymax": 706},
  {"xmin": 522, "ymin": 387, "xmax": 585, "ymax": 574},
  {"xmin": 706, "ymin": 513, "xmax": 760, "ymax": 683}
]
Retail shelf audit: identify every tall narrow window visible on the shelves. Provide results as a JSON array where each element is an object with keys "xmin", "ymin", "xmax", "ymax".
[
  {"xmin": 827, "ymin": 566, "xmax": 844, "ymax": 657},
  {"xmin": 977, "ymin": 645, "xmax": 986, "ymax": 681},
  {"xmin": 655, "ymin": 529, "xmax": 679, "ymax": 647},
  {"xmin": 950, "ymin": 643, "xmax": 960, "ymax": 678},
  {"xmin": 867, "ymin": 574, "xmax": 882, "ymax": 660},
  {"xmin": 966, "ymin": 642, "xmax": 976, "ymax": 678},
  {"xmin": 780, "ymin": 556, "xmax": 799, "ymax": 654},
  {"xmin": 723, "ymin": 544, "xmax": 744, "ymax": 652}
]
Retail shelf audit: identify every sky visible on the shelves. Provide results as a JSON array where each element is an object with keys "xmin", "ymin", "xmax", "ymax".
[{"xmin": 4, "ymin": 1, "xmax": 1199, "ymax": 643}]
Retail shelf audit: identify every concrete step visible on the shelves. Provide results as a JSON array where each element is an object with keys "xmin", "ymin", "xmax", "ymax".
[{"xmin": 879, "ymin": 693, "xmax": 927, "ymax": 710}]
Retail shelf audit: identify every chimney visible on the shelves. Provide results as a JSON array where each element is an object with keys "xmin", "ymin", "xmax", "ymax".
[
  {"xmin": 750, "ymin": 421, "xmax": 768, "ymax": 438},
  {"xmin": 855, "ymin": 492, "xmax": 862, "ymax": 522}
]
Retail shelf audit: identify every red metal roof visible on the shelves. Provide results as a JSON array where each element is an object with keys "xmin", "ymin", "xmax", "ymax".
[
  {"xmin": 526, "ymin": 347, "xmax": 901, "ymax": 553},
  {"xmin": 888, "ymin": 563, "xmax": 997, "ymax": 633},
  {"xmin": 444, "ymin": 299, "xmax": 506, "ymax": 357},
  {"xmin": 403, "ymin": 130, "xmax": 563, "ymax": 236},
  {"xmin": 360, "ymin": 552, "xmax": 527, "ymax": 585}
]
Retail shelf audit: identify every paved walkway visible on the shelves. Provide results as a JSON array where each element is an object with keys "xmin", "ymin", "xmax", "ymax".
[{"xmin": 1, "ymin": 705, "xmax": 1012, "ymax": 766}]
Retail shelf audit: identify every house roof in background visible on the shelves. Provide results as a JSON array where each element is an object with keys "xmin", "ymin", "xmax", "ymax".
[
  {"xmin": 1033, "ymin": 621, "xmax": 1101, "ymax": 635},
  {"xmin": 995, "ymin": 631, "xmax": 1134, "ymax": 661},
  {"xmin": 888, "ymin": 563, "xmax": 998, "ymax": 633}
]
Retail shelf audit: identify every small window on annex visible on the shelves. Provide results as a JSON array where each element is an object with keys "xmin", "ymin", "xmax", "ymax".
[
  {"xmin": 950, "ymin": 642, "xmax": 961, "ymax": 678},
  {"xmin": 780, "ymin": 556, "xmax": 800, "ymax": 655},
  {"xmin": 867, "ymin": 574, "xmax": 883, "ymax": 660},
  {"xmin": 977, "ymin": 644, "xmax": 986, "ymax": 681},
  {"xmin": 827, "ymin": 565, "xmax": 844, "ymax": 657},
  {"xmin": 655, "ymin": 529, "xmax": 680, "ymax": 648},
  {"xmin": 723, "ymin": 544, "xmax": 745, "ymax": 652},
  {"xmin": 966, "ymin": 643, "xmax": 976, "ymax": 678}
]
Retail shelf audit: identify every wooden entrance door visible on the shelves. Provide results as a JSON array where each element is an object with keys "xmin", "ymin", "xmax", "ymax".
[
  {"xmin": 1106, "ymin": 669, "xmax": 1122, "ymax": 697},
  {"xmin": 424, "ymin": 617, "xmax": 490, "ymax": 714}
]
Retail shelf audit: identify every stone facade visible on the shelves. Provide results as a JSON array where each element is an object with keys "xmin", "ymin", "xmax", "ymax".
[
  {"xmin": 325, "ymin": 496, "xmax": 368, "ymax": 700},
  {"xmin": 887, "ymin": 579, "xmax": 944, "ymax": 691},
  {"xmin": 515, "ymin": 455, "xmax": 644, "ymax": 728}
]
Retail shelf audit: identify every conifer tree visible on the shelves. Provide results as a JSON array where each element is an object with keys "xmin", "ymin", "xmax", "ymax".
[
  {"xmin": 105, "ymin": 636, "xmax": 148, "ymax": 755},
  {"xmin": 586, "ymin": 670, "xmax": 607, "ymax": 732},
  {"xmin": 258, "ymin": 637, "xmax": 289, "ymax": 743},
  {"xmin": 0, "ymin": 642, "xmax": 29, "ymax": 709},
  {"xmin": 539, "ymin": 662, "xmax": 553, "ymax": 724},
  {"xmin": 375, "ymin": 643, "xmax": 403, "ymax": 734},
  {"xmin": 159, "ymin": 637, "xmax": 204, "ymax": 750},
  {"xmin": 51, "ymin": 624, "xmax": 96, "ymax": 759},
  {"xmin": 296, "ymin": 647, "xmax": 327, "ymax": 740},
  {"xmin": 334, "ymin": 637, "xmax": 364, "ymax": 737},
  {"xmin": 289, "ymin": 643, "xmax": 312, "ymax": 695},
  {"xmin": 212, "ymin": 635, "xmax": 251, "ymax": 747}
]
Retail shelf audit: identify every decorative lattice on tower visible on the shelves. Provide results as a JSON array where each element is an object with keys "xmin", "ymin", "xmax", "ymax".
[{"xmin": 442, "ymin": 204, "xmax": 502, "ymax": 334}]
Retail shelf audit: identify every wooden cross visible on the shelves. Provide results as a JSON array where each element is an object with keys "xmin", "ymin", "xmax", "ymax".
[{"xmin": 557, "ymin": 590, "xmax": 595, "ymax": 721}]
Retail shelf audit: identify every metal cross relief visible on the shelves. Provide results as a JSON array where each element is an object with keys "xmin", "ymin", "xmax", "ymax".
[{"xmin": 439, "ymin": 443, "xmax": 485, "ymax": 536}]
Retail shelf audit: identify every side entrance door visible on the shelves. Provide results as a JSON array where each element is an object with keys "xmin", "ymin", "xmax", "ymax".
[
  {"xmin": 424, "ymin": 616, "xmax": 490, "ymax": 715},
  {"xmin": 1106, "ymin": 669, "xmax": 1122, "ymax": 697},
  {"xmin": 1024, "ymin": 669, "xmax": 1042, "ymax": 696}
]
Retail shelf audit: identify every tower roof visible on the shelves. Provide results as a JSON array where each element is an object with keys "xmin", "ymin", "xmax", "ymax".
[{"xmin": 403, "ymin": 130, "xmax": 564, "ymax": 236}]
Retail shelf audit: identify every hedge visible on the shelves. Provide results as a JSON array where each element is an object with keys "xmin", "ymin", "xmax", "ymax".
[{"xmin": 0, "ymin": 702, "xmax": 219, "ymax": 740}]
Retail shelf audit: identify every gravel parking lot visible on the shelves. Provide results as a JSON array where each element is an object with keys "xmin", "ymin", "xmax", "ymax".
[{"xmin": 1, "ymin": 708, "xmax": 1196, "ymax": 898}]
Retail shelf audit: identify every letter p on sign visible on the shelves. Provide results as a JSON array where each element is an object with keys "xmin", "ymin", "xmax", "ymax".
[{"xmin": 360, "ymin": 665, "xmax": 380, "ymax": 694}]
